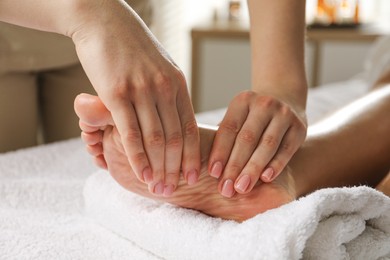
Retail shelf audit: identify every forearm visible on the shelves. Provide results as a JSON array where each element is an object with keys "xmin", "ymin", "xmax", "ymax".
[
  {"xmin": 0, "ymin": 0, "xmax": 133, "ymax": 39},
  {"xmin": 247, "ymin": 0, "xmax": 307, "ymax": 108},
  {"xmin": 0, "ymin": 0, "xmax": 83, "ymax": 35},
  {"xmin": 292, "ymin": 85, "xmax": 390, "ymax": 196}
]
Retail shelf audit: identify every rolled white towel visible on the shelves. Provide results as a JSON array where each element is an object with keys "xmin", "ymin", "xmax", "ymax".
[{"xmin": 84, "ymin": 170, "xmax": 390, "ymax": 260}]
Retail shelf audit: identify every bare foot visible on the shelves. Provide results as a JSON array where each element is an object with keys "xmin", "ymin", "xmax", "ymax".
[{"xmin": 75, "ymin": 94, "xmax": 296, "ymax": 221}]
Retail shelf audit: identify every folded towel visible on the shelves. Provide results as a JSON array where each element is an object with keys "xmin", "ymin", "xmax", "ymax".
[{"xmin": 84, "ymin": 170, "xmax": 390, "ymax": 260}]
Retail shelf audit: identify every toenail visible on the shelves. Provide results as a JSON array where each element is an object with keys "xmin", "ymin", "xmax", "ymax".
[
  {"xmin": 210, "ymin": 161, "xmax": 223, "ymax": 178},
  {"xmin": 187, "ymin": 169, "xmax": 198, "ymax": 185},
  {"xmin": 235, "ymin": 175, "xmax": 251, "ymax": 193},
  {"xmin": 261, "ymin": 168, "xmax": 274, "ymax": 182},
  {"xmin": 163, "ymin": 184, "xmax": 175, "ymax": 197},
  {"xmin": 142, "ymin": 167, "xmax": 153, "ymax": 184},
  {"xmin": 221, "ymin": 179, "xmax": 235, "ymax": 198},
  {"xmin": 153, "ymin": 181, "xmax": 164, "ymax": 195}
]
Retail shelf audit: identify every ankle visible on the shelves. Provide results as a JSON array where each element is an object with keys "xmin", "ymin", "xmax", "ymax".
[{"xmin": 288, "ymin": 143, "xmax": 316, "ymax": 197}]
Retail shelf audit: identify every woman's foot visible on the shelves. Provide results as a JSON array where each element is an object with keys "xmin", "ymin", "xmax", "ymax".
[{"xmin": 75, "ymin": 94, "xmax": 296, "ymax": 221}]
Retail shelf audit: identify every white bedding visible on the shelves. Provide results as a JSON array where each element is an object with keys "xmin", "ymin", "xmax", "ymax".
[
  {"xmin": 1, "ymin": 76, "xmax": 388, "ymax": 259},
  {"xmin": 195, "ymin": 77, "xmax": 369, "ymax": 125}
]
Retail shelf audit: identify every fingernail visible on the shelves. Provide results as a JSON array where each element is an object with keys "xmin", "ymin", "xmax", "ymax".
[
  {"xmin": 221, "ymin": 179, "xmax": 235, "ymax": 198},
  {"xmin": 187, "ymin": 169, "xmax": 198, "ymax": 185},
  {"xmin": 163, "ymin": 184, "xmax": 175, "ymax": 197},
  {"xmin": 210, "ymin": 161, "xmax": 222, "ymax": 178},
  {"xmin": 235, "ymin": 175, "xmax": 251, "ymax": 193},
  {"xmin": 153, "ymin": 181, "xmax": 164, "ymax": 195},
  {"xmin": 261, "ymin": 168, "xmax": 274, "ymax": 182},
  {"xmin": 142, "ymin": 167, "xmax": 153, "ymax": 183}
]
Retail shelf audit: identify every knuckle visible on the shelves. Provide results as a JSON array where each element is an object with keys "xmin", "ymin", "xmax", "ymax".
[
  {"xmin": 270, "ymin": 158, "xmax": 285, "ymax": 173},
  {"xmin": 174, "ymin": 69, "xmax": 187, "ymax": 89},
  {"xmin": 246, "ymin": 161, "xmax": 263, "ymax": 174},
  {"xmin": 295, "ymin": 121, "xmax": 308, "ymax": 135},
  {"xmin": 235, "ymin": 90, "xmax": 255, "ymax": 103},
  {"xmin": 166, "ymin": 131, "xmax": 183, "ymax": 149},
  {"xmin": 280, "ymin": 141, "xmax": 296, "ymax": 156},
  {"xmin": 166, "ymin": 171, "xmax": 179, "ymax": 175},
  {"xmin": 123, "ymin": 127, "xmax": 142, "ymax": 143},
  {"xmin": 153, "ymin": 169, "xmax": 165, "ymax": 179},
  {"xmin": 154, "ymin": 73, "xmax": 174, "ymax": 101},
  {"xmin": 261, "ymin": 134, "xmax": 278, "ymax": 149},
  {"xmin": 134, "ymin": 79, "xmax": 151, "ymax": 95},
  {"xmin": 256, "ymin": 96, "xmax": 277, "ymax": 109},
  {"xmin": 131, "ymin": 151, "xmax": 148, "ymax": 164},
  {"xmin": 220, "ymin": 120, "xmax": 240, "ymax": 135},
  {"xmin": 279, "ymin": 104, "xmax": 292, "ymax": 117},
  {"xmin": 111, "ymin": 80, "xmax": 132, "ymax": 101},
  {"xmin": 154, "ymin": 71, "xmax": 172, "ymax": 89},
  {"xmin": 226, "ymin": 162, "xmax": 243, "ymax": 175},
  {"xmin": 146, "ymin": 130, "xmax": 165, "ymax": 147},
  {"xmin": 237, "ymin": 129, "xmax": 257, "ymax": 144},
  {"xmin": 111, "ymin": 78, "xmax": 151, "ymax": 103},
  {"xmin": 154, "ymin": 70, "xmax": 187, "ymax": 102},
  {"xmin": 183, "ymin": 120, "xmax": 198, "ymax": 137}
]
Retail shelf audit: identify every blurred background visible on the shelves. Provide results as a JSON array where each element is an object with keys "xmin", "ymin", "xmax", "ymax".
[
  {"xmin": 1, "ymin": 0, "xmax": 389, "ymax": 152},
  {"xmin": 150, "ymin": 0, "xmax": 390, "ymax": 112}
]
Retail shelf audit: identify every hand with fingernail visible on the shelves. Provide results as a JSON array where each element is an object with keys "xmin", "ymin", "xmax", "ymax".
[{"xmin": 208, "ymin": 91, "xmax": 307, "ymax": 198}]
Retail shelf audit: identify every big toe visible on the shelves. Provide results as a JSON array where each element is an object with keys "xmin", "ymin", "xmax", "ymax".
[{"xmin": 74, "ymin": 93, "xmax": 113, "ymax": 127}]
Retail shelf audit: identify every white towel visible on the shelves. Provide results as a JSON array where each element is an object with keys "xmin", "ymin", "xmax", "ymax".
[
  {"xmin": 84, "ymin": 170, "xmax": 390, "ymax": 260},
  {"xmin": 0, "ymin": 139, "xmax": 158, "ymax": 259}
]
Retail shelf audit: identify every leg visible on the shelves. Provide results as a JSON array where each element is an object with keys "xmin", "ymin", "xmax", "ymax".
[
  {"xmin": 293, "ymin": 83, "xmax": 390, "ymax": 196},
  {"xmin": 39, "ymin": 63, "xmax": 96, "ymax": 143},
  {"xmin": 364, "ymin": 69, "xmax": 390, "ymax": 195},
  {"xmin": 377, "ymin": 174, "xmax": 390, "ymax": 196},
  {"xmin": 0, "ymin": 71, "xmax": 39, "ymax": 152}
]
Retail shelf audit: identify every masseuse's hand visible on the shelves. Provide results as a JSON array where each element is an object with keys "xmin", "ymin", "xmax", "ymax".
[
  {"xmin": 71, "ymin": 0, "xmax": 200, "ymax": 196},
  {"xmin": 208, "ymin": 91, "xmax": 307, "ymax": 197}
]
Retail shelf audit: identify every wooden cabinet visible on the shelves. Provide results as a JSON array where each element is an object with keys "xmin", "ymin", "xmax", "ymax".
[{"xmin": 191, "ymin": 21, "xmax": 387, "ymax": 112}]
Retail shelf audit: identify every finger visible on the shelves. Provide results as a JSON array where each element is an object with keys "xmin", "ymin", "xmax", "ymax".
[
  {"xmin": 81, "ymin": 131, "xmax": 103, "ymax": 145},
  {"xmin": 261, "ymin": 125, "xmax": 305, "ymax": 183},
  {"xmin": 177, "ymin": 88, "xmax": 200, "ymax": 185},
  {"xmin": 156, "ymin": 100, "xmax": 183, "ymax": 196},
  {"xmin": 208, "ymin": 98, "xmax": 249, "ymax": 180},
  {"xmin": 94, "ymin": 154, "xmax": 107, "ymax": 170},
  {"xmin": 110, "ymin": 101, "xmax": 153, "ymax": 185},
  {"xmin": 86, "ymin": 143, "xmax": 103, "ymax": 157},
  {"xmin": 219, "ymin": 110, "xmax": 271, "ymax": 197},
  {"xmin": 234, "ymin": 117, "xmax": 290, "ymax": 194},
  {"xmin": 133, "ymin": 94, "xmax": 165, "ymax": 195}
]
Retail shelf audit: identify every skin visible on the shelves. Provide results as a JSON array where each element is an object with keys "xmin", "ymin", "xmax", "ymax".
[
  {"xmin": 0, "ymin": 0, "xmax": 201, "ymax": 195},
  {"xmin": 209, "ymin": 0, "xmax": 308, "ymax": 197},
  {"xmin": 75, "ymin": 75, "xmax": 390, "ymax": 221},
  {"xmin": 0, "ymin": 0, "xmax": 307, "ymax": 199},
  {"xmin": 74, "ymin": 94, "xmax": 295, "ymax": 221}
]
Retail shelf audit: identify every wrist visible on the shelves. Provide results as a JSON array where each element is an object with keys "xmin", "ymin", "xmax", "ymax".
[
  {"xmin": 251, "ymin": 82, "xmax": 308, "ymax": 125},
  {"xmin": 66, "ymin": 0, "xmax": 127, "ymax": 41}
]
